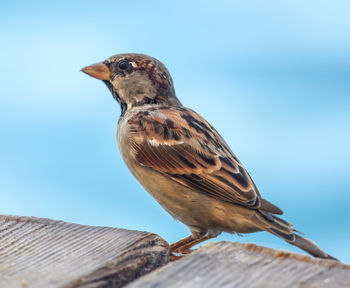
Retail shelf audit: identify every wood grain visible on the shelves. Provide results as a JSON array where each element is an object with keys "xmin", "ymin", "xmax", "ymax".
[
  {"xmin": 127, "ymin": 241, "xmax": 350, "ymax": 288},
  {"xmin": 0, "ymin": 215, "xmax": 169, "ymax": 288},
  {"xmin": 2, "ymin": 215, "xmax": 348, "ymax": 288}
]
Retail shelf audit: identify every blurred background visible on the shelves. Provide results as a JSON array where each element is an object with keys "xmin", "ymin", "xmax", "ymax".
[{"xmin": 1, "ymin": 1, "xmax": 349, "ymax": 262}]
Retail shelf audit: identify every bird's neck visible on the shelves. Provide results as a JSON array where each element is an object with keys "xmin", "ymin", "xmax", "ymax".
[{"xmin": 103, "ymin": 80, "xmax": 182, "ymax": 115}]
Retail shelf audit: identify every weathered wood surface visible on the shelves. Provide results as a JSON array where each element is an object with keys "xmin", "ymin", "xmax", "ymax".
[
  {"xmin": 127, "ymin": 241, "xmax": 350, "ymax": 288},
  {"xmin": 1, "ymin": 215, "xmax": 349, "ymax": 288},
  {"xmin": 0, "ymin": 215, "xmax": 169, "ymax": 288}
]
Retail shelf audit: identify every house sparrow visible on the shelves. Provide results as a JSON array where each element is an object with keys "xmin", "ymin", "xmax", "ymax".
[{"xmin": 81, "ymin": 53, "xmax": 338, "ymax": 261}]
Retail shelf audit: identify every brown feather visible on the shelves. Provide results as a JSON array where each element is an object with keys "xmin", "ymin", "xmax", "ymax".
[
  {"xmin": 128, "ymin": 106, "xmax": 275, "ymax": 210},
  {"xmin": 260, "ymin": 198, "xmax": 283, "ymax": 215}
]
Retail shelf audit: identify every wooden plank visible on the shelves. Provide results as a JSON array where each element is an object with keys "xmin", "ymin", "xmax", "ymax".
[
  {"xmin": 0, "ymin": 215, "xmax": 169, "ymax": 288},
  {"xmin": 127, "ymin": 241, "xmax": 350, "ymax": 288}
]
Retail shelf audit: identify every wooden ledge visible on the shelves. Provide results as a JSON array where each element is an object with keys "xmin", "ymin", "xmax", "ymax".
[
  {"xmin": 1, "ymin": 215, "xmax": 349, "ymax": 288},
  {"xmin": 127, "ymin": 241, "xmax": 350, "ymax": 288},
  {"xmin": 0, "ymin": 215, "xmax": 169, "ymax": 288}
]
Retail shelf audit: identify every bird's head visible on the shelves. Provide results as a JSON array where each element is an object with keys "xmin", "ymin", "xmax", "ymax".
[{"xmin": 81, "ymin": 53, "xmax": 181, "ymax": 114}]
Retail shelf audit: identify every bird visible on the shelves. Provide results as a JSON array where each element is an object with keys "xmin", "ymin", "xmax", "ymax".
[{"xmin": 81, "ymin": 53, "xmax": 338, "ymax": 261}]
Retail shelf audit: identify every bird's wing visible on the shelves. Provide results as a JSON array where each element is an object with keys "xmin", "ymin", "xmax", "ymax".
[{"xmin": 127, "ymin": 106, "xmax": 279, "ymax": 212}]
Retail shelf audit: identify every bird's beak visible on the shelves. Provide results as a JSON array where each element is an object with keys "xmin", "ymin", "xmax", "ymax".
[{"xmin": 80, "ymin": 62, "xmax": 111, "ymax": 80}]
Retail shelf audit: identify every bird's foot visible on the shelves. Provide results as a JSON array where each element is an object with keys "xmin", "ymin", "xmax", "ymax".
[{"xmin": 169, "ymin": 248, "xmax": 193, "ymax": 261}]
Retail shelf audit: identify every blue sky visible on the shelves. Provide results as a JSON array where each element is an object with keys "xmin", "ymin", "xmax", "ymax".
[{"xmin": 1, "ymin": 1, "xmax": 349, "ymax": 262}]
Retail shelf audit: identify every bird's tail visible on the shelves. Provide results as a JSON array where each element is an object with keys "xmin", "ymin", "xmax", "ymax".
[
  {"xmin": 288, "ymin": 234, "xmax": 338, "ymax": 261},
  {"xmin": 255, "ymin": 211, "xmax": 339, "ymax": 261}
]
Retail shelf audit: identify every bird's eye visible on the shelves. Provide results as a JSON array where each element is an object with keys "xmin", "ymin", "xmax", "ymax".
[{"xmin": 118, "ymin": 60, "xmax": 129, "ymax": 70}]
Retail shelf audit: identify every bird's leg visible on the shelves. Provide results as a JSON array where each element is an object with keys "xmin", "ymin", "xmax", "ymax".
[{"xmin": 169, "ymin": 231, "xmax": 219, "ymax": 261}]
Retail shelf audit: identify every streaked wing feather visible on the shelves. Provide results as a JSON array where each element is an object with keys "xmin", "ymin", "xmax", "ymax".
[{"xmin": 128, "ymin": 106, "xmax": 263, "ymax": 209}]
